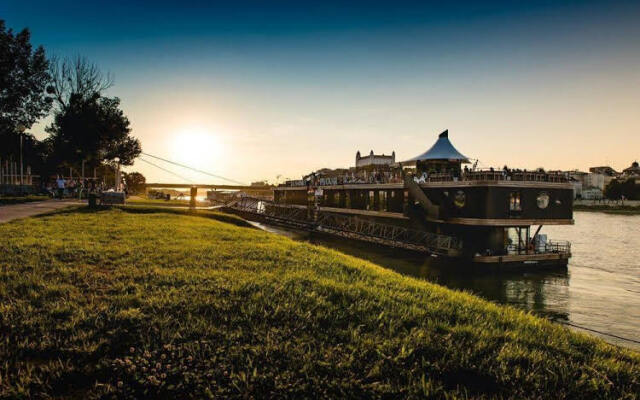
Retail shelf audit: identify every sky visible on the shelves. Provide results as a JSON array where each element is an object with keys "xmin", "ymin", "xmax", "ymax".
[{"xmin": 2, "ymin": 0, "xmax": 640, "ymax": 184}]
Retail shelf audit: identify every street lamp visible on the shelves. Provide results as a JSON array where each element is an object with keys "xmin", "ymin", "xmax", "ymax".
[
  {"xmin": 113, "ymin": 157, "xmax": 121, "ymax": 191},
  {"xmin": 17, "ymin": 124, "xmax": 26, "ymax": 193}
]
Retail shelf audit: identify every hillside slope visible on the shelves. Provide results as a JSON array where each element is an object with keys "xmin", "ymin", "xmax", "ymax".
[{"xmin": 0, "ymin": 208, "xmax": 638, "ymax": 399}]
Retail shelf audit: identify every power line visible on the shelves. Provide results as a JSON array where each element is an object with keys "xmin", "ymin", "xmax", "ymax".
[
  {"xmin": 138, "ymin": 157, "xmax": 195, "ymax": 183},
  {"xmin": 141, "ymin": 152, "xmax": 246, "ymax": 185}
]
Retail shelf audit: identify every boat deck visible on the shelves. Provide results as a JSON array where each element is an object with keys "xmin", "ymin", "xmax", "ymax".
[{"xmin": 473, "ymin": 252, "xmax": 570, "ymax": 266}]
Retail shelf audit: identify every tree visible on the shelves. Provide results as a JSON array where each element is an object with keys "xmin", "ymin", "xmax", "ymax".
[
  {"xmin": 46, "ymin": 56, "xmax": 140, "ymax": 172},
  {"xmin": 0, "ymin": 20, "xmax": 53, "ymax": 157},
  {"xmin": 124, "ymin": 172, "xmax": 146, "ymax": 194},
  {"xmin": 604, "ymin": 180, "xmax": 622, "ymax": 200},
  {"xmin": 604, "ymin": 178, "xmax": 639, "ymax": 200},
  {"xmin": 46, "ymin": 92, "xmax": 141, "ymax": 170},
  {"xmin": 49, "ymin": 55, "xmax": 112, "ymax": 110}
]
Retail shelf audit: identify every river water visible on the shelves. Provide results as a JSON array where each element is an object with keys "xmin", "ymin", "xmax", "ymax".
[{"xmin": 252, "ymin": 211, "xmax": 640, "ymax": 350}]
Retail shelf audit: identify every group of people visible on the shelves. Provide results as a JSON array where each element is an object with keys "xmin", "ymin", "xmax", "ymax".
[
  {"xmin": 298, "ymin": 169, "xmax": 405, "ymax": 187},
  {"xmin": 46, "ymin": 176, "xmax": 112, "ymax": 199},
  {"xmin": 461, "ymin": 165, "xmax": 567, "ymax": 182},
  {"xmin": 290, "ymin": 162, "xmax": 571, "ymax": 189},
  {"xmin": 293, "ymin": 163, "xmax": 570, "ymax": 187}
]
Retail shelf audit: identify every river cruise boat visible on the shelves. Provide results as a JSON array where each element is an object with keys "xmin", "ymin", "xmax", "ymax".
[{"xmin": 231, "ymin": 130, "xmax": 573, "ymax": 267}]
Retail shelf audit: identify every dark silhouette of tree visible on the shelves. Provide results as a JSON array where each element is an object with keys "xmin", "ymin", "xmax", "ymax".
[
  {"xmin": 49, "ymin": 55, "xmax": 113, "ymax": 110},
  {"xmin": 604, "ymin": 178, "xmax": 639, "ymax": 200},
  {"xmin": 1, "ymin": 25, "xmax": 141, "ymax": 179},
  {"xmin": 124, "ymin": 171, "xmax": 146, "ymax": 194},
  {"xmin": 0, "ymin": 20, "xmax": 53, "ymax": 157},
  {"xmin": 46, "ymin": 55, "xmax": 140, "ymax": 174},
  {"xmin": 604, "ymin": 180, "xmax": 622, "ymax": 200},
  {"xmin": 46, "ymin": 92, "xmax": 141, "ymax": 171}
]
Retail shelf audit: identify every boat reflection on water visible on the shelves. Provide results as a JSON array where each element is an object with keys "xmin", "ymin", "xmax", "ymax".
[
  {"xmin": 249, "ymin": 221, "xmax": 570, "ymax": 322},
  {"xmin": 311, "ymin": 231, "xmax": 570, "ymax": 323}
]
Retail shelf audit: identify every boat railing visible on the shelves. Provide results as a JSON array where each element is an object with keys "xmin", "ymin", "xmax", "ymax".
[
  {"xmin": 278, "ymin": 168, "xmax": 570, "ymax": 188},
  {"xmin": 506, "ymin": 240, "xmax": 571, "ymax": 255},
  {"xmin": 462, "ymin": 169, "xmax": 568, "ymax": 183},
  {"xmin": 281, "ymin": 175, "xmax": 404, "ymax": 187},
  {"xmin": 545, "ymin": 240, "xmax": 572, "ymax": 254}
]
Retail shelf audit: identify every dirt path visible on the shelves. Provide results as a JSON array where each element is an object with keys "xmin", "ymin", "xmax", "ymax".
[{"xmin": 0, "ymin": 200, "xmax": 80, "ymax": 224}]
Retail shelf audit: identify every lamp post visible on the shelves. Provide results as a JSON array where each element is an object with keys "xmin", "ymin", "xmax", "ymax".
[
  {"xmin": 113, "ymin": 157, "xmax": 121, "ymax": 191},
  {"xmin": 17, "ymin": 124, "xmax": 26, "ymax": 194}
]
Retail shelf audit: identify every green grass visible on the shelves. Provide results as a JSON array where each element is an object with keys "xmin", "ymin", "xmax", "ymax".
[
  {"xmin": 0, "ymin": 195, "xmax": 50, "ymax": 205},
  {"xmin": 574, "ymin": 204, "xmax": 640, "ymax": 215},
  {"xmin": 126, "ymin": 196, "xmax": 210, "ymax": 208},
  {"xmin": 0, "ymin": 208, "xmax": 638, "ymax": 399}
]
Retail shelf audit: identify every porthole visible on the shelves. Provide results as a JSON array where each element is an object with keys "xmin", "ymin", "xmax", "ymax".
[{"xmin": 537, "ymin": 192, "xmax": 550, "ymax": 209}]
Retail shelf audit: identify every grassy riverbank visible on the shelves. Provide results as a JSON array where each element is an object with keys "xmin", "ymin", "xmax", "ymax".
[
  {"xmin": 0, "ymin": 194, "xmax": 50, "ymax": 205},
  {"xmin": 126, "ymin": 196, "xmax": 210, "ymax": 208},
  {"xmin": 1, "ymin": 208, "xmax": 638, "ymax": 398},
  {"xmin": 574, "ymin": 204, "xmax": 640, "ymax": 215}
]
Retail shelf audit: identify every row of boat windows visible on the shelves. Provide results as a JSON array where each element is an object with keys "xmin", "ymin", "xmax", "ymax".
[
  {"xmin": 276, "ymin": 189, "xmax": 406, "ymax": 213},
  {"xmin": 276, "ymin": 189, "xmax": 550, "ymax": 213},
  {"xmin": 509, "ymin": 192, "xmax": 553, "ymax": 212},
  {"xmin": 323, "ymin": 190, "xmax": 405, "ymax": 212},
  {"xmin": 448, "ymin": 190, "xmax": 523, "ymax": 212}
]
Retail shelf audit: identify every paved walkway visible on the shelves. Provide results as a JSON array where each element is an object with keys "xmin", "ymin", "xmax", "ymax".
[{"xmin": 0, "ymin": 200, "xmax": 81, "ymax": 224}]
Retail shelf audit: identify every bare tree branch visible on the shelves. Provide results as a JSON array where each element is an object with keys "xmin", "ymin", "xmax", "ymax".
[{"xmin": 49, "ymin": 55, "xmax": 113, "ymax": 110}]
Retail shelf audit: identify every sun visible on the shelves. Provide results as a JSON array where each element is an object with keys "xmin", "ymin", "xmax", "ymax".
[{"xmin": 170, "ymin": 127, "xmax": 224, "ymax": 171}]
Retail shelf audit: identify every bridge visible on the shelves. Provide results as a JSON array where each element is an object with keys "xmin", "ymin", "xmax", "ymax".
[
  {"xmin": 143, "ymin": 182, "xmax": 273, "ymax": 206},
  {"xmin": 145, "ymin": 183, "xmax": 271, "ymax": 191},
  {"xmin": 137, "ymin": 152, "xmax": 274, "ymax": 206}
]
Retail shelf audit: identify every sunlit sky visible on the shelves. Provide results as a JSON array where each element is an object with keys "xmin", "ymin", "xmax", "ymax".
[{"xmin": 3, "ymin": 0, "xmax": 639, "ymax": 184}]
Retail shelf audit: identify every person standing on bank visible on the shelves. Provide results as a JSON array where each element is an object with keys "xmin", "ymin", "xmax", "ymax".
[{"xmin": 56, "ymin": 175, "xmax": 65, "ymax": 199}]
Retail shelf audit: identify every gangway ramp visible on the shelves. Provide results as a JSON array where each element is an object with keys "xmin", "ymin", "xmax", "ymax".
[{"xmin": 227, "ymin": 197, "xmax": 462, "ymax": 256}]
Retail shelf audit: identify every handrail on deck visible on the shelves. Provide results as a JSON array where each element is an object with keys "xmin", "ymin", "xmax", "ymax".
[
  {"xmin": 546, "ymin": 240, "xmax": 572, "ymax": 254},
  {"xmin": 280, "ymin": 169, "xmax": 569, "ymax": 187},
  {"xmin": 506, "ymin": 240, "xmax": 571, "ymax": 255}
]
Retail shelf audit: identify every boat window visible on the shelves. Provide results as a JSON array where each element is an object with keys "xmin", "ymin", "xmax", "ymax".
[
  {"xmin": 454, "ymin": 190, "xmax": 466, "ymax": 208},
  {"xmin": 368, "ymin": 191, "xmax": 375, "ymax": 210},
  {"xmin": 379, "ymin": 191, "xmax": 387, "ymax": 211},
  {"xmin": 509, "ymin": 192, "xmax": 522, "ymax": 211},
  {"xmin": 345, "ymin": 192, "xmax": 351, "ymax": 208},
  {"xmin": 333, "ymin": 192, "xmax": 339, "ymax": 206}
]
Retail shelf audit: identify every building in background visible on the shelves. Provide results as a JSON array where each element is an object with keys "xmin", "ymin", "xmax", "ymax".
[
  {"xmin": 582, "ymin": 188, "xmax": 604, "ymax": 200},
  {"xmin": 565, "ymin": 170, "xmax": 588, "ymax": 199},
  {"xmin": 589, "ymin": 166, "xmax": 619, "ymax": 189},
  {"xmin": 589, "ymin": 166, "xmax": 618, "ymax": 176},
  {"xmin": 569, "ymin": 178, "xmax": 583, "ymax": 199},
  {"xmin": 355, "ymin": 150, "xmax": 395, "ymax": 168},
  {"xmin": 584, "ymin": 172, "xmax": 605, "ymax": 191}
]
